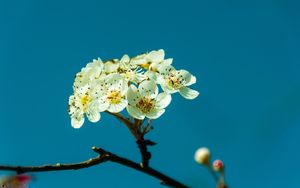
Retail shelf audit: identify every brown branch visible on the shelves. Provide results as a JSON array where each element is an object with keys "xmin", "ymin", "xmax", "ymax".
[
  {"xmin": 136, "ymin": 139, "xmax": 155, "ymax": 168},
  {"xmin": 0, "ymin": 153, "xmax": 108, "ymax": 174},
  {"xmin": 105, "ymin": 113, "xmax": 189, "ymax": 186},
  {"xmin": 106, "ymin": 112, "xmax": 154, "ymax": 168},
  {"xmin": 0, "ymin": 147, "xmax": 189, "ymax": 188},
  {"xmin": 94, "ymin": 147, "xmax": 189, "ymax": 188}
]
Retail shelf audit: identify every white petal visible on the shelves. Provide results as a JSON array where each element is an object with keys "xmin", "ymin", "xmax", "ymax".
[
  {"xmin": 156, "ymin": 75, "xmax": 166, "ymax": 85},
  {"xmin": 105, "ymin": 73, "xmax": 124, "ymax": 90},
  {"xmin": 132, "ymin": 71, "xmax": 147, "ymax": 83},
  {"xmin": 82, "ymin": 59, "xmax": 103, "ymax": 79},
  {"xmin": 186, "ymin": 75, "xmax": 196, "ymax": 86},
  {"xmin": 107, "ymin": 99, "xmax": 128, "ymax": 113},
  {"xmin": 139, "ymin": 80, "xmax": 158, "ymax": 98},
  {"xmin": 179, "ymin": 87, "xmax": 199, "ymax": 99},
  {"xmin": 178, "ymin": 70, "xmax": 196, "ymax": 86},
  {"xmin": 148, "ymin": 49, "xmax": 165, "ymax": 63},
  {"xmin": 144, "ymin": 71, "xmax": 158, "ymax": 82},
  {"xmin": 156, "ymin": 93, "xmax": 172, "ymax": 109},
  {"xmin": 127, "ymin": 105, "xmax": 145, "ymax": 120},
  {"xmin": 146, "ymin": 108, "xmax": 165, "ymax": 119},
  {"xmin": 163, "ymin": 58, "xmax": 173, "ymax": 66},
  {"xmin": 120, "ymin": 54, "xmax": 130, "ymax": 63},
  {"xmin": 104, "ymin": 60, "xmax": 119, "ymax": 73},
  {"xmin": 74, "ymin": 84, "xmax": 90, "ymax": 95},
  {"xmin": 68, "ymin": 95, "xmax": 76, "ymax": 112},
  {"xmin": 92, "ymin": 77, "xmax": 107, "ymax": 92},
  {"xmin": 157, "ymin": 65, "xmax": 175, "ymax": 76},
  {"xmin": 120, "ymin": 78, "xmax": 129, "ymax": 95},
  {"xmin": 71, "ymin": 115, "xmax": 84, "ymax": 129},
  {"xmin": 127, "ymin": 85, "xmax": 140, "ymax": 105},
  {"xmin": 89, "ymin": 58, "xmax": 104, "ymax": 70},
  {"xmin": 130, "ymin": 54, "xmax": 146, "ymax": 65},
  {"xmin": 97, "ymin": 96, "xmax": 109, "ymax": 112},
  {"xmin": 86, "ymin": 109, "xmax": 101, "ymax": 123}
]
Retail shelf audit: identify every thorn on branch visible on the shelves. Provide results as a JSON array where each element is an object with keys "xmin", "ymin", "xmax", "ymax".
[{"xmin": 136, "ymin": 139, "xmax": 156, "ymax": 168}]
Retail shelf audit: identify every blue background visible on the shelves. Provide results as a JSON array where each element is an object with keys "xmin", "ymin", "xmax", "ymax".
[{"xmin": 0, "ymin": 0, "xmax": 299, "ymax": 187}]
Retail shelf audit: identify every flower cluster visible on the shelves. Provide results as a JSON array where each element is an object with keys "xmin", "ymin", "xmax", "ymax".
[{"xmin": 68, "ymin": 49, "xmax": 199, "ymax": 128}]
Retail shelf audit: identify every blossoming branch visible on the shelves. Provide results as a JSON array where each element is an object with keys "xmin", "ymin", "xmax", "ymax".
[
  {"xmin": 0, "ymin": 49, "xmax": 228, "ymax": 188},
  {"xmin": 68, "ymin": 49, "xmax": 199, "ymax": 128}
]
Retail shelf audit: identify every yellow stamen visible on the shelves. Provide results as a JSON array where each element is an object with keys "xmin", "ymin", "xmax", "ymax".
[
  {"xmin": 140, "ymin": 62, "xmax": 150, "ymax": 69},
  {"xmin": 107, "ymin": 90, "xmax": 122, "ymax": 104},
  {"xmin": 81, "ymin": 95, "xmax": 91, "ymax": 111},
  {"xmin": 137, "ymin": 97, "xmax": 155, "ymax": 113}
]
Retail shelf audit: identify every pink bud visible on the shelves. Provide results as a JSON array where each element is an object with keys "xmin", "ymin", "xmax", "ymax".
[
  {"xmin": 213, "ymin": 159, "xmax": 224, "ymax": 172},
  {"xmin": 16, "ymin": 174, "xmax": 31, "ymax": 183}
]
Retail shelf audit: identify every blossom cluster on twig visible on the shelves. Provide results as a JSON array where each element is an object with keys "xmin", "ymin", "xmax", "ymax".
[
  {"xmin": 0, "ymin": 50, "xmax": 229, "ymax": 188},
  {"xmin": 68, "ymin": 49, "xmax": 199, "ymax": 128}
]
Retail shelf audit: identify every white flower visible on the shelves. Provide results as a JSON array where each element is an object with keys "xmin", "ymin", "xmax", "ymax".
[
  {"xmin": 74, "ymin": 58, "xmax": 104, "ymax": 89},
  {"xmin": 131, "ymin": 49, "xmax": 173, "ymax": 83},
  {"xmin": 149, "ymin": 57, "xmax": 173, "ymax": 72},
  {"xmin": 94, "ymin": 73, "xmax": 128, "ymax": 113},
  {"xmin": 119, "ymin": 54, "xmax": 137, "ymax": 69},
  {"xmin": 143, "ymin": 58, "xmax": 172, "ymax": 83},
  {"xmin": 157, "ymin": 65, "xmax": 199, "ymax": 99},
  {"xmin": 119, "ymin": 54, "xmax": 146, "ymax": 84},
  {"xmin": 130, "ymin": 49, "xmax": 166, "ymax": 69},
  {"xmin": 68, "ymin": 84, "xmax": 106, "ymax": 129},
  {"xmin": 126, "ymin": 80, "xmax": 171, "ymax": 120}
]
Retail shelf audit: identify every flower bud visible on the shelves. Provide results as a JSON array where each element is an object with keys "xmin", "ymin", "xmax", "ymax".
[
  {"xmin": 15, "ymin": 174, "xmax": 31, "ymax": 183},
  {"xmin": 194, "ymin": 147, "xmax": 210, "ymax": 164},
  {"xmin": 213, "ymin": 159, "xmax": 224, "ymax": 172}
]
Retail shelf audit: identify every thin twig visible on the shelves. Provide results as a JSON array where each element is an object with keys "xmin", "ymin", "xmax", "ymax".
[
  {"xmin": 205, "ymin": 165, "xmax": 228, "ymax": 188},
  {"xmin": 0, "ymin": 147, "xmax": 189, "ymax": 188},
  {"xmin": 142, "ymin": 119, "xmax": 152, "ymax": 135},
  {"xmin": 107, "ymin": 112, "xmax": 154, "ymax": 168},
  {"xmin": 106, "ymin": 112, "xmax": 140, "ymax": 140},
  {"xmin": 106, "ymin": 113, "xmax": 186, "ymax": 186},
  {"xmin": 0, "ymin": 154, "xmax": 108, "ymax": 174}
]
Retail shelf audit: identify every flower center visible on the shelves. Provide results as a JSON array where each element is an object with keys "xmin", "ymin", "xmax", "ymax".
[
  {"xmin": 80, "ymin": 94, "xmax": 91, "ymax": 111},
  {"xmin": 136, "ymin": 97, "xmax": 155, "ymax": 113},
  {"xmin": 140, "ymin": 62, "xmax": 150, "ymax": 69},
  {"xmin": 107, "ymin": 90, "xmax": 122, "ymax": 104},
  {"xmin": 166, "ymin": 73, "xmax": 183, "ymax": 90}
]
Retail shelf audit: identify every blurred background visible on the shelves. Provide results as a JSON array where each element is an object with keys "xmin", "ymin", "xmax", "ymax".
[{"xmin": 0, "ymin": 0, "xmax": 299, "ymax": 187}]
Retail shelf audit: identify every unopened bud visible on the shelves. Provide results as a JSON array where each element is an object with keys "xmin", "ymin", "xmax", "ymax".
[
  {"xmin": 213, "ymin": 159, "xmax": 224, "ymax": 172},
  {"xmin": 194, "ymin": 147, "xmax": 210, "ymax": 164},
  {"xmin": 15, "ymin": 174, "xmax": 31, "ymax": 183}
]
